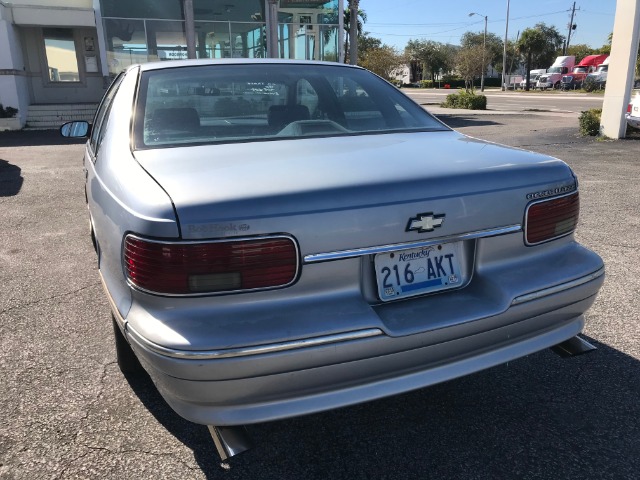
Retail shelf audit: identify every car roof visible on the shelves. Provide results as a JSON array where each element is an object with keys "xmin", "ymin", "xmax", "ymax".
[{"xmin": 135, "ymin": 58, "xmax": 361, "ymax": 73}]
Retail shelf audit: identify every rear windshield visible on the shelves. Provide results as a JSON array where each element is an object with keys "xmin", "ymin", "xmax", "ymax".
[{"xmin": 134, "ymin": 63, "xmax": 447, "ymax": 149}]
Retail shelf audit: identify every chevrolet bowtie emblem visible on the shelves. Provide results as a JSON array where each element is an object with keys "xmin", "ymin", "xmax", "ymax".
[{"xmin": 406, "ymin": 213, "xmax": 445, "ymax": 233}]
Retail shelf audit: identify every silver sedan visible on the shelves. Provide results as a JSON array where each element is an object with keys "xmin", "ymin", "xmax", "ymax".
[{"xmin": 61, "ymin": 59, "xmax": 604, "ymax": 460}]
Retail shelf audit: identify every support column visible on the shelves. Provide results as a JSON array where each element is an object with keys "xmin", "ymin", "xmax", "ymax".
[
  {"xmin": 266, "ymin": 0, "xmax": 279, "ymax": 58},
  {"xmin": 600, "ymin": 0, "xmax": 640, "ymax": 139},
  {"xmin": 92, "ymin": 0, "xmax": 109, "ymax": 84},
  {"xmin": 348, "ymin": 0, "xmax": 359, "ymax": 65},
  {"xmin": 184, "ymin": 0, "xmax": 196, "ymax": 59},
  {"xmin": 338, "ymin": 0, "xmax": 344, "ymax": 63}
]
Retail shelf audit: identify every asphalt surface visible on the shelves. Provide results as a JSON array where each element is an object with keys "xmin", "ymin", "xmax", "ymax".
[
  {"xmin": 403, "ymin": 88, "xmax": 606, "ymax": 114},
  {"xmin": 0, "ymin": 118, "xmax": 639, "ymax": 479}
]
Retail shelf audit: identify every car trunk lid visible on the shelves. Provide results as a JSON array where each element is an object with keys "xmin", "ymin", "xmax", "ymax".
[{"xmin": 133, "ymin": 131, "xmax": 575, "ymax": 255}]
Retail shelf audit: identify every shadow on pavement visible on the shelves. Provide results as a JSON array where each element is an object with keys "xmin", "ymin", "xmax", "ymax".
[
  {"xmin": 122, "ymin": 369, "xmax": 224, "ymax": 476},
  {"xmin": 437, "ymin": 116, "xmax": 503, "ymax": 129},
  {"xmin": 0, "ymin": 129, "xmax": 86, "ymax": 147},
  {"xmin": 0, "ymin": 159, "xmax": 23, "ymax": 196},
  {"xmin": 123, "ymin": 335, "xmax": 640, "ymax": 479}
]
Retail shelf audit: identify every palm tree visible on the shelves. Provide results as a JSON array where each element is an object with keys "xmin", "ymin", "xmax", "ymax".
[
  {"xmin": 517, "ymin": 28, "xmax": 548, "ymax": 91},
  {"xmin": 344, "ymin": 3, "xmax": 366, "ymax": 63}
]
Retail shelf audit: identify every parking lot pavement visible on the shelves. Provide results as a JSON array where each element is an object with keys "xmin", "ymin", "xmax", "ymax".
[{"xmin": 0, "ymin": 117, "xmax": 639, "ymax": 479}]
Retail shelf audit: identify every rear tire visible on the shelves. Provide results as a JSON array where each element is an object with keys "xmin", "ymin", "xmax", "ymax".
[{"xmin": 112, "ymin": 315, "xmax": 144, "ymax": 375}]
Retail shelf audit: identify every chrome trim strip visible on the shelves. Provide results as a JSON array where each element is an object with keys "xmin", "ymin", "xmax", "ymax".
[
  {"xmin": 303, "ymin": 225, "xmax": 522, "ymax": 264},
  {"xmin": 511, "ymin": 267, "xmax": 605, "ymax": 306},
  {"xmin": 127, "ymin": 326, "xmax": 385, "ymax": 360}
]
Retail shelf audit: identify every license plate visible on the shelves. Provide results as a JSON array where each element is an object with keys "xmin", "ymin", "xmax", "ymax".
[{"xmin": 375, "ymin": 242, "xmax": 464, "ymax": 302}]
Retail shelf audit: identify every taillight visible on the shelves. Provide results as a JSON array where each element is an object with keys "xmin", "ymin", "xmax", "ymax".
[
  {"xmin": 123, "ymin": 235, "xmax": 298, "ymax": 295},
  {"xmin": 628, "ymin": 103, "xmax": 633, "ymax": 114},
  {"xmin": 525, "ymin": 192, "xmax": 579, "ymax": 245}
]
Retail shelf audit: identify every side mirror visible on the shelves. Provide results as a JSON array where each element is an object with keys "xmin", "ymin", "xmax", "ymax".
[{"xmin": 60, "ymin": 121, "xmax": 90, "ymax": 138}]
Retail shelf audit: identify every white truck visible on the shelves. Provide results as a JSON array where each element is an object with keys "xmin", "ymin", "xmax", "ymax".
[
  {"xmin": 519, "ymin": 69, "xmax": 547, "ymax": 90},
  {"xmin": 537, "ymin": 56, "xmax": 576, "ymax": 90},
  {"xmin": 585, "ymin": 57, "xmax": 610, "ymax": 88}
]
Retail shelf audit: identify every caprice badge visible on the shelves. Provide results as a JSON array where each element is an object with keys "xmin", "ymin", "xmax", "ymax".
[{"xmin": 406, "ymin": 212, "xmax": 445, "ymax": 233}]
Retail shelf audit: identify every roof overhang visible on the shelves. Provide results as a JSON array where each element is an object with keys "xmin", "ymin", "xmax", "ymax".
[{"xmin": 7, "ymin": 3, "xmax": 95, "ymax": 27}]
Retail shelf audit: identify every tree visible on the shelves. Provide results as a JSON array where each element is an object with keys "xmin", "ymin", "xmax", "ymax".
[
  {"xmin": 567, "ymin": 43, "xmax": 595, "ymax": 64},
  {"xmin": 503, "ymin": 39, "xmax": 521, "ymax": 75},
  {"xmin": 600, "ymin": 32, "xmax": 640, "ymax": 76},
  {"xmin": 405, "ymin": 39, "xmax": 456, "ymax": 82},
  {"xmin": 460, "ymin": 31, "xmax": 504, "ymax": 74},
  {"xmin": 516, "ymin": 23, "xmax": 564, "ymax": 90},
  {"xmin": 455, "ymin": 45, "xmax": 485, "ymax": 90},
  {"xmin": 530, "ymin": 22, "xmax": 565, "ymax": 67},
  {"xmin": 344, "ymin": 3, "xmax": 366, "ymax": 63},
  {"xmin": 358, "ymin": 32, "xmax": 382, "ymax": 56},
  {"xmin": 517, "ymin": 28, "xmax": 549, "ymax": 91},
  {"xmin": 598, "ymin": 33, "xmax": 613, "ymax": 55},
  {"xmin": 359, "ymin": 45, "xmax": 406, "ymax": 81}
]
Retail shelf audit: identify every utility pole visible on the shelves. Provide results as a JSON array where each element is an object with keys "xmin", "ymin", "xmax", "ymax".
[
  {"xmin": 501, "ymin": 0, "xmax": 511, "ymax": 91},
  {"xmin": 468, "ymin": 12, "xmax": 488, "ymax": 92},
  {"xmin": 565, "ymin": 2, "xmax": 578, "ymax": 55}
]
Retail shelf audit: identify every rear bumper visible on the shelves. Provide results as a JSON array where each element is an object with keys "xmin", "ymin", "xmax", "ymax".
[
  {"xmin": 626, "ymin": 114, "xmax": 640, "ymax": 129},
  {"xmin": 122, "ymin": 268, "xmax": 603, "ymax": 425}
]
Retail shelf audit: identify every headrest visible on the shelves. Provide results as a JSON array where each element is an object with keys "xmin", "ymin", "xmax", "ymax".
[
  {"xmin": 150, "ymin": 107, "xmax": 200, "ymax": 131},
  {"xmin": 268, "ymin": 105, "xmax": 310, "ymax": 130}
]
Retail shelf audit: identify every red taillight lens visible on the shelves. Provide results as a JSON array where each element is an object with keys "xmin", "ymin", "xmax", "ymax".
[
  {"xmin": 628, "ymin": 103, "xmax": 633, "ymax": 114},
  {"xmin": 124, "ymin": 236, "xmax": 298, "ymax": 295},
  {"xmin": 525, "ymin": 192, "xmax": 579, "ymax": 245}
]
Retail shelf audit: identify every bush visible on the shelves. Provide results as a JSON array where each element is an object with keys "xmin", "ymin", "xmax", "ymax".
[
  {"xmin": 440, "ymin": 90, "xmax": 487, "ymax": 110},
  {"xmin": 582, "ymin": 77, "xmax": 605, "ymax": 92},
  {"xmin": 0, "ymin": 104, "xmax": 18, "ymax": 118},
  {"xmin": 578, "ymin": 108, "xmax": 602, "ymax": 136},
  {"xmin": 420, "ymin": 80, "xmax": 434, "ymax": 88}
]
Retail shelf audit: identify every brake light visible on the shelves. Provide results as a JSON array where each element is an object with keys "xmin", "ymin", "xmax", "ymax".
[
  {"xmin": 124, "ymin": 235, "xmax": 298, "ymax": 295},
  {"xmin": 525, "ymin": 192, "xmax": 579, "ymax": 245},
  {"xmin": 628, "ymin": 103, "xmax": 633, "ymax": 114}
]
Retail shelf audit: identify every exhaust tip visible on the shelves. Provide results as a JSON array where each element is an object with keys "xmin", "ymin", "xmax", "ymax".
[
  {"xmin": 208, "ymin": 425, "xmax": 253, "ymax": 463},
  {"xmin": 550, "ymin": 335, "xmax": 597, "ymax": 358}
]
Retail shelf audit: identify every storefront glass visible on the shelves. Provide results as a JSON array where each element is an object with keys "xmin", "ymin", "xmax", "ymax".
[
  {"xmin": 100, "ymin": 0, "xmax": 340, "ymax": 72},
  {"xmin": 277, "ymin": 0, "xmax": 339, "ymax": 61},
  {"xmin": 195, "ymin": 21, "xmax": 266, "ymax": 59}
]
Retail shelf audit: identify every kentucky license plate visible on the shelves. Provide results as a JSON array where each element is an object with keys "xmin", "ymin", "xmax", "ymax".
[{"xmin": 375, "ymin": 242, "xmax": 464, "ymax": 302}]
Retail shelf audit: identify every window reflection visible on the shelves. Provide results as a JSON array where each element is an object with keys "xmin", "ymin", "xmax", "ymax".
[
  {"xmin": 99, "ymin": 0, "xmax": 340, "ymax": 67},
  {"xmin": 104, "ymin": 19, "xmax": 147, "ymax": 74},
  {"xmin": 277, "ymin": 0, "xmax": 339, "ymax": 60},
  {"xmin": 43, "ymin": 28, "xmax": 80, "ymax": 82}
]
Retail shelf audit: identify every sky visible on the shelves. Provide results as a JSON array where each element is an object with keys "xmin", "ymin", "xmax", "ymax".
[{"xmin": 359, "ymin": 0, "xmax": 617, "ymax": 50}]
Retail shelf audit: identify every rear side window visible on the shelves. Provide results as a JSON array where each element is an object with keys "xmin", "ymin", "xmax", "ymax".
[
  {"xmin": 134, "ymin": 63, "xmax": 446, "ymax": 149},
  {"xmin": 90, "ymin": 72, "xmax": 124, "ymax": 154}
]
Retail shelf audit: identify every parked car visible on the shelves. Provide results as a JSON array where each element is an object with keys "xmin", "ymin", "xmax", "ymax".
[
  {"xmin": 627, "ymin": 88, "xmax": 640, "ymax": 130},
  {"xmin": 60, "ymin": 59, "xmax": 604, "ymax": 460}
]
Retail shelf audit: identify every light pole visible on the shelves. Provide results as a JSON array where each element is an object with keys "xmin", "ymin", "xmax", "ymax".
[
  {"xmin": 469, "ymin": 12, "xmax": 487, "ymax": 92},
  {"xmin": 501, "ymin": 0, "xmax": 511, "ymax": 91}
]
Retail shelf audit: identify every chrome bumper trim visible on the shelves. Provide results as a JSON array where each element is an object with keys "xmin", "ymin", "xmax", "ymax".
[
  {"xmin": 127, "ymin": 326, "xmax": 385, "ymax": 360},
  {"xmin": 511, "ymin": 267, "xmax": 605, "ymax": 306},
  {"xmin": 303, "ymin": 225, "xmax": 522, "ymax": 264}
]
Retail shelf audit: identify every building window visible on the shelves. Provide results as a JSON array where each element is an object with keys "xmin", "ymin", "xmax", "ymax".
[
  {"xmin": 43, "ymin": 28, "xmax": 80, "ymax": 82},
  {"xmin": 277, "ymin": 0, "xmax": 339, "ymax": 61}
]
